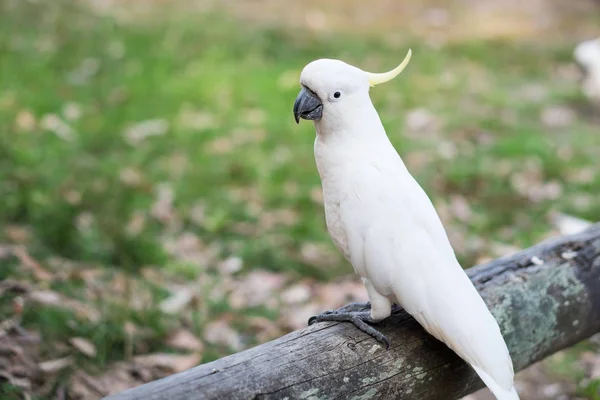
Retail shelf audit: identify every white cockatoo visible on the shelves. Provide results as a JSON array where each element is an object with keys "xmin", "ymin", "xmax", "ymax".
[
  {"xmin": 574, "ymin": 37, "xmax": 600, "ymax": 102},
  {"xmin": 293, "ymin": 50, "xmax": 519, "ymax": 400}
]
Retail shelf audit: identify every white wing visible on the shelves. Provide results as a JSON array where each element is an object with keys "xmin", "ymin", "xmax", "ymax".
[{"xmin": 340, "ymin": 159, "xmax": 515, "ymax": 395}]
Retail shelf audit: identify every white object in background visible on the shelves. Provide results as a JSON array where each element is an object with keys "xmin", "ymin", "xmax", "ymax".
[{"xmin": 574, "ymin": 38, "xmax": 600, "ymax": 102}]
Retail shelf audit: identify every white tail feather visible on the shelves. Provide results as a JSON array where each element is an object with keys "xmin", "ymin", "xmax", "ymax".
[{"xmin": 472, "ymin": 365, "xmax": 520, "ymax": 400}]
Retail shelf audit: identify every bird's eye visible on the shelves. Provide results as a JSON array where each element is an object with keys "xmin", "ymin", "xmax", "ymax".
[{"xmin": 333, "ymin": 91, "xmax": 341, "ymax": 99}]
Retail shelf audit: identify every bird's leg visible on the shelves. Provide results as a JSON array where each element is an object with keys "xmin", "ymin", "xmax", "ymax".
[
  {"xmin": 333, "ymin": 301, "xmax": 372, "ymax": 313},
  {"xmin": 308, "ymin": 302, "xmax": 390, "ymax": 349},
  {"xmin": 306, "ymin": 301, "xmax": 370, "ymax": 321},
  {"xmin": 309, "ymin": 279, "xmax": 396, "ymax": 349}
]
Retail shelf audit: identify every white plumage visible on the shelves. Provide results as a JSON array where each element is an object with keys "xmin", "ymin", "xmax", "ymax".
[{"xmin": 294, "ymin": 53, "xmax": 519, "ymax": 400}]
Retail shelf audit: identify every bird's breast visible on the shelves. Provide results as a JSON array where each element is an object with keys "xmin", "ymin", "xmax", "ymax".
[{"xmin": 323, "ymin": 199, "xmax": 351, "ymax": 261}]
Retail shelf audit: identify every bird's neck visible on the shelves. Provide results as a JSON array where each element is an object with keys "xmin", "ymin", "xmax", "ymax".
[
  {"xmin": 313, "ymin": 102, "xmax": 402, "ymax": 184},
  {"xmin": 314, "ymin": 101, "xmax": 387, "ymax": 144}
]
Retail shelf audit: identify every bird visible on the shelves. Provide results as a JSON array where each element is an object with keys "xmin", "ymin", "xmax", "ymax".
[
  {"xmin": 293, "ymin": 50, "xmax": 520, "ymax": 400},
  {"xmin": 573, "ymin": 37, "xmax": 600, "ymax": 103}
]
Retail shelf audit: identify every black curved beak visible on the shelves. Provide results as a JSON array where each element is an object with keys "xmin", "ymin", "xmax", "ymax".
[{"xmin": 293, "ymin": 87, "xmax": 323, "ymax": 124}]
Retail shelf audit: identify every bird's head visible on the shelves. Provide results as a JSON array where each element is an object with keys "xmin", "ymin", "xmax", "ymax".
[{"xmin": 293, "ymin": 50, "xmax": 412, "ymax": 125}]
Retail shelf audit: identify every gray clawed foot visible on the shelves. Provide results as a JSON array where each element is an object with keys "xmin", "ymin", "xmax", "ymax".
[
  {"xmin": 307, "ymin": 302, "xmax": 371, "ymax": 325},
  {"xmin": 308, "ymin": 308, "xmax": 390, "ymax": 350}
]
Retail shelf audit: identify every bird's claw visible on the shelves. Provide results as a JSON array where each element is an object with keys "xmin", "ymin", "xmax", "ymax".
[{"xmin": 308, "ymin": 309, "xmax": 390, "ymax": 350}]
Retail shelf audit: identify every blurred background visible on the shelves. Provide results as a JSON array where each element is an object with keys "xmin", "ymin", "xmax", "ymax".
[{"xmin": 0, "ymin": 0, "xmax": 599, "ymax": 399}]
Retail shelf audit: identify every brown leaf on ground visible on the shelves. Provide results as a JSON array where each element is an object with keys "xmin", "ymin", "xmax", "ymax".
[
  {"xmin": 203, "ymin": 319, "xmax": 244, "ymax": 351},
  {"xmin": 299, "ymin": 242, "xmax": 340, "ymax": 269},
  {"xmin": 28, "ymin": 290, "xmax": 61, "ymax": 306},
  {"xmin": 259, "ymin": 208, "xmax": 299, "ymax": 231},
  {"xmin": 150, "ymin": 183, "xmax": 175, "ymax": 224},
  {"xmin": 280, "ymin": 278, "xmax": 369, "ymax": 330},
  {"xmin": 69, "ymin": 366, "xmax": 144, "ymax": 399},
  {"xmin": 540, "ymin": 105, "xmax": 575, "ymax": 128},
  {"xmin": 69, "ymin": 338, "xmax": 97, "ymax": 358},
  {"xmin": 218, "ymin": 256, "xmax": 243, "ymax": 274},
  {"xmin": 449, "ymin": 195, "xmax": 473, "ymax": 223},
  {"xmin": 159, "ymin": 287, "xmax": 196, "ymax": 314},
  {"xmin": 165, "ymin": 329, "xmax": 204, "ymax": 352},
  {"xmin": 0, "ymin": 279, "xmax": 30, "ymax": 297},
  {"xmin": 310, "ymin": 186, "xmax": 324, "ymax": 204},
  {"xmin": 281, "ymin": 282, "xmax": 312, "ymax": 305},
  {"xmin": 0, "ymin": 371, "xmax": 31, "ymax": 391},
  {"xmin": 133, "ymin": 352, "xmax": 202, "ymax": 373},
  {"xmin": 4, "ymin": 225, "xmax": 31, "ymax": 243},
  {"xmin": 38, "ymin": 357, "xmax": 74, "ymax": 374},
  {"xmin": 246, "ymin": 316, "xmax": 283, "ymax": 343},
  {"xmin": 404, "ymin": 108, "xmax": 441, "ymax": 137},
  {"xmin": 581, "ymin": 351, "xmax": 600, "ymax": 379},
  {"xmin": 176, "ymin": 106, "xmax": 217, "ymax": 131},
  {"xmin": 282, "ymin": 303, "xmax": 323, "ymax": 331},
  {"xmin": 317, "ymin": 280, "xmax": 368, "ymax": 310},
  {"xmin": 13, "ymin": 246, "xmax": 53, "ymax": 281},
  {"xmin": 14, "ymin": 110, "xmax": 36, "ymax": 132},
  {"xmin": 123, "ymin": 119, "xmax": 169, "ymax": 145},
  {"xmin": 28, "ymin": 291, "xmax": 101, "ymax": 322},
  {"xmin": 228, "ymin": 270, "xmax": 286, "ymax": 309},
  {"xmin": 163, "ymin": 232, "xmax": 219, "ymax": 267}
]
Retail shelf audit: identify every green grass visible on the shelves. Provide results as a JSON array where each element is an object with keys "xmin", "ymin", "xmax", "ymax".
[
  {"xmin": 1, "ymin": 2, "xmax": 598, "ymax": 277},
  {"xmin": 1, "ymin": 0, "xmax": 599, "ymax": 397}
]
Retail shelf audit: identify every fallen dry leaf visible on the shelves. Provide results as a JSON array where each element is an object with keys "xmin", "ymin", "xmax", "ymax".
[
  {"xmin": 165, "ymin": 329, "xmax": 204, "ymax": 352},
  {"xmin": 0, "ymin": 279, "xmax": 30, "ymax": 297},
  {"xmin": 540, "ymin": 105, "xmax": 575, "ymax": 128},
  {"xmin": 281, "ymin": 283, "xmax": 311, "ymax": 305},
  {"xmin": 203, "ymin": 320, "xmax": 244, "ymax": 351},
  {"xmin": 119, "ymin": 167, "xmax": 144, "ymax": 187},
  {"xmin": 38, "ymin": 357, "xmax": 74, "ymax": 374},
  {"xmin": 69, "ymin": 365, "xmax": 146, "ymax": 399},
  {"xmin": 189, "ymin": 201, "xmax": 206, "ymax": 226},
  {"xmin": 14, "ymin": 109, "xmax": 36, "ymax": 131},
  {"xmin": 133, "ymin": 352, "xmax": 201, "ymax": 373},
  {"xmin": 176, "ymin": 106, "xmax": 217, "ymax": 131},
  {"xmin": 150, "ymin": 183, "xmax": 175, "ymax": 224},
  {"xmin": 282, "ymin": 303, "xmax": 323, "ymax": 331},
  {"xmin": 4, "ymin": 225, "xmax": 31, "ymax": 243},
  {"xmin": 449, "ymin": 195, "xmax": 473, "ymax": 223},
  {"xmin": 299, "ymin": 242, "xmax": 339, "ymax": 269},
  {"xmin": 218, "ymin": 256, "xmax": 243, "ymax": 274},
  {"xmin": 581, "ymin": 351, "xmax": 600, "ymax": 379},
  {"xmin": 13, "ymin": 247, "xmax": 53, "ymax": 281},
  {"xmin": 69, "ymin": 337, "xmax": 97, "ymax": 358},
  {"xmin": 246, "ymin": 316, "xmax": 282, "ymax": 343},
  {"xmin": 228, "ymin": 270, "xmax": 286, "ymax": 309},
  {"xmin": 28, "ymin": 290, "xmax": 101, "ymax": 322},
  {"xmin": 317, "ymin": 280, "xmax": 368, "ymax": 310},
  {"xmin": 310, "ymin": 186, "xmax": 324, "ymax": 204},
  {"xmin": 28, "ymin": 290, "xmax": 61, "ymax": 305},
  {"xmin": 404, "ymin": 108, "xmax": 440, "ymax": 136},
  {"xmin": 159, "ymin": 287, "xmax": 195, "ymax": 314},
  {"xmin": 40, "ymin": 113, "xmax": 76, "ymax": 141},
  {"xmin": 258, "ymin": 208, "xmax": 299, "ymax": 231},
  {"xmin": 124, "ymin": 119, "xmax": 169, "ymax": 145},
  {"xmin": 163, "ymin": 232, "xmax": 219, "ymax": 267}
]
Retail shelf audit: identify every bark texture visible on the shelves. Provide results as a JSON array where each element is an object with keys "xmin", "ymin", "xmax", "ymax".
[{"xmin": 105, "ymin": 224, "xmax": 600, "ymax": 400}]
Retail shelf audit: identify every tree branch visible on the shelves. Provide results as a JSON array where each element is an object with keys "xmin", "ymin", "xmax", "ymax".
[{"xmin": 105, "ymin": 224, "xmax": 600, "ymax": 400}]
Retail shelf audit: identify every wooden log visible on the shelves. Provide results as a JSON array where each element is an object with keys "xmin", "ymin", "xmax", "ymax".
[{"xmin": 105, "ymin": 224, "xmax": 600, "ymax": 400}]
